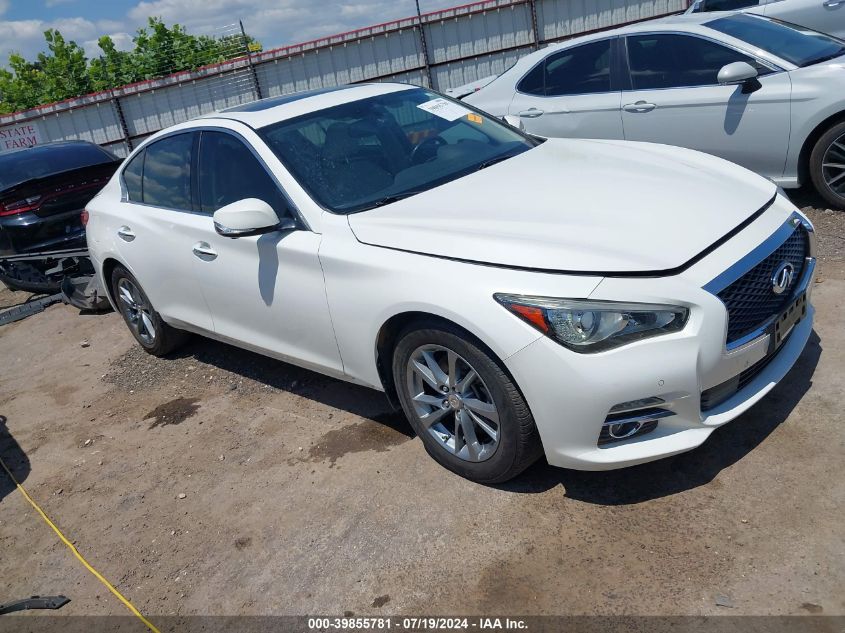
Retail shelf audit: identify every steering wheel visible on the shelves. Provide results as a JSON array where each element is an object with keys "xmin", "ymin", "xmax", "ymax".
[{"xmin": 410, "ymin": 137, "xmax": 447, "ymax": 165}]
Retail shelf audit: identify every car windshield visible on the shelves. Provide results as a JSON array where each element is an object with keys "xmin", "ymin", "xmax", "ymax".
[
  {"xmin": 260, "ymin": 88, "xmax": 537, "ymax": 214},
  {"xmin": 0, "ymin": 143, "xmax": 115, "ymax": 190},
  {"xmin": 706, "ymin": 14, "xmax": 845, "ymax": 67}
]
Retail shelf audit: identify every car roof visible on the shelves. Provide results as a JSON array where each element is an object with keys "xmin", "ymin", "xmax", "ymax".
[
  {"xmin": 0, "ymin": 139, "xmax": 105, "ymax": 157},
  {"xmin": 202, "ymin": 82, "xmax": 418, "ymax": 129},
  {"xmin": 537, "ymin": 10, "xmax": 763, "ymax": 52}
]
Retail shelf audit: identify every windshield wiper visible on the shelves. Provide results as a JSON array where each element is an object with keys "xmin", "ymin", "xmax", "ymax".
[
  {"xmin": 362, "ymin": 190, "xmax": 425, "ymax": 210},
  {"xmin": 475, "ymin": 154, "xmax": 515, "ymax": 171}
]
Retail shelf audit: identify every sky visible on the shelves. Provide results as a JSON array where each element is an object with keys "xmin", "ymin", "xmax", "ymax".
[{"xmin": 0, "ymin": 0, "xmax": 459, "ymax": 65}]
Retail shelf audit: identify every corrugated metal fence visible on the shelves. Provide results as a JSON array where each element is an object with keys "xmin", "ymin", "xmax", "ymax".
[{"xmin": 0, "ymin": 0, "xmax": 687, "ymax": 157}]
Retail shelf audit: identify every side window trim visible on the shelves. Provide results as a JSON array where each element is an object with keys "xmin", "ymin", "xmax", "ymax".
[
  {"xmin": 119, "ymin": 148, "xmax": 145, "ymax": 203},
  {"xmin": 195, "ymin": 125, "xmax": 308, "ymax": 230},
  {"xmin": 621, "ymin": 31, "xmax": 784, "ymax": 92},
  {"xmin": 516, "ymin": 37, "xmax": 619, "ymax": 98}
]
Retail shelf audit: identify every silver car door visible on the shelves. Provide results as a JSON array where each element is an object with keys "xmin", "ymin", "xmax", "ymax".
[
  {"xmin": 508, "ymin": 38, "xmax": 624, "ymax": 140},
  {"xmin": 620, "ymin": 32, "xmax": 792, "ymax": 182}
]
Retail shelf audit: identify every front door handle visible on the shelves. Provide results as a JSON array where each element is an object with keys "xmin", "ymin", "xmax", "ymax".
[
  {"xmin": 824, "ymin": 0, "xmax": 842, "ymax": 7},
  {"xmin": 117, "ymin": 226, "xmax": 136, "ymax": 242},
  {"xmin": 192, "ymin": 242, "xmax": 218, "ymax": 260},
  {"xmin": 518, "ymin": 108, "xmax": 544, "ymax": 118},
  {"xmin": 623, "ymin": 101, "xmax": 657, "ymax": 113}
]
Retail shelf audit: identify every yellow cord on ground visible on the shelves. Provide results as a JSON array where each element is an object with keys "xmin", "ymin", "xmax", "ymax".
[{"xmin": 0, "ymin": 454, "xmax": 161, "ymax": 633}]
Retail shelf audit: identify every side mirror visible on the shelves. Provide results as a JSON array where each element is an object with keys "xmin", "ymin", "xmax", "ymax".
[
  {"xmin": 502, "ymin": 114, "xmax": 525, "ymax": 131},
  {"xmin": 717, "ymin": 62, "xmax": 760, "ymax": 93},
  {"xmin": 213, "ymin": 198, "xmax": 294, "ymax": 238}
]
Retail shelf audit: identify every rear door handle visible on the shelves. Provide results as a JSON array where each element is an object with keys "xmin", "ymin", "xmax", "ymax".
[
  {"xmin": 192, "ymin": 241, "xmax": 218, "ymax": 260},
  {"xmin": 117, "ymin": 226, "xmax": 136, "ymax": 242},
  {"xmin": 518, "ymin": 108, "xmax": 544, "ymax": 118},
  {"xmin": 824, "ymin": 0, "xmax": 842, "ymax": 7},
  {"xmin": 623, "ymin": 101, "xmax": 657, "ymax": 113}
]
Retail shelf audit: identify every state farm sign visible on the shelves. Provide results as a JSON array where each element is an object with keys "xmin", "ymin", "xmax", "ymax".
[{"xmin": 0, "ymin": 122, "xmax": 44, "ymax": 153}]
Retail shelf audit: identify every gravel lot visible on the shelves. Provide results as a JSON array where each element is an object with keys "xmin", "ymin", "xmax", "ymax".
[{"xmin": 0, "ymin": 190, "xmax": 843, "ymax": 621}]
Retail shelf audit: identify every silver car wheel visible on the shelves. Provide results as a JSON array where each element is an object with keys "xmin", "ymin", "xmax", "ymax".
[
  {"xmin": 405, "ymin": 344, "xmax": 500, "ymax": 463},
  {"xmin": 116, "ymin": 277, "xmax": 156, "ymax": 346},
  {"xmin": 822, "ymin": 133, "xmax": 845, "ymax": 196}
]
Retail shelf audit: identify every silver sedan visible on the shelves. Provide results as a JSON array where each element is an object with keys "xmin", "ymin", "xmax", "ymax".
[{"xmin": 465, "ymin": 12, "xmax": 845, "ymax": 208}]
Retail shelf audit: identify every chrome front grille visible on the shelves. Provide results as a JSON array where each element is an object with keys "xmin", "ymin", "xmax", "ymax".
[{"xmin": 717, "ymin": 226, "xmax": 808, "ymax": 346}]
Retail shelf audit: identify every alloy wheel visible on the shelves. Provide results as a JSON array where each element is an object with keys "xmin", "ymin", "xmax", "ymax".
[
  {"xmin": 116, "ymin": 277, "xmax": 156, "ymax": 346},
  {"xmin": 405, "ymin": 344, "xmax": 500, "ymax": 463},
  {"xmin": 822, "ymin": 132, "xmax": 845, "ymax": 197}
]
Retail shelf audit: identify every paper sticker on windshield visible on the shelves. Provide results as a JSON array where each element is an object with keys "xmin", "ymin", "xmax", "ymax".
[{"xmin": 417, "ymin": 98, "xmax": 471, "ymax": 121}]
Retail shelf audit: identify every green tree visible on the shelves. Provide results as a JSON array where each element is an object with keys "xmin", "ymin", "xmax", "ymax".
[
  {"xmin": 88, "ymin": 35, "xmax": 141, "ymax": 91},
  {"xmin": 132, "ymin": 17, "xmax": 222, "ymax": 79},
  {"xmin": 0, "ymin": 19, "xmax": 263, "ymax": 113},
  {"xmin": 0, "ymin": 54, "xmax": 47, "ymax": 113},
  {"xmin": 37, "ymin": 29, "xmax": 92, "ymax": 103}
]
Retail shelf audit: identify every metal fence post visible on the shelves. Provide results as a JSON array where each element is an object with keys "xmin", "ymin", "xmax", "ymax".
[
  {"xmin": 415, "ymin": 0, "xmax": 435, "ymax": 88},
  {"xmin": 240, "ymin": 20, "xmax": 264, "ymax": 101},
  {"xmin": 529, "ymin": 0, "xmax": 541, "ymax": 49},
  {"xmin": 111, "ymin": 93, "xmax": 133, "ymax": 153}
]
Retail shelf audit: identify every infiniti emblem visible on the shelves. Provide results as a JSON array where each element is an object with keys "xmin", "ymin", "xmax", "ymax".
[{"xmin": 771, "ymin": 261, "xmax": 795, "ymax": 296}]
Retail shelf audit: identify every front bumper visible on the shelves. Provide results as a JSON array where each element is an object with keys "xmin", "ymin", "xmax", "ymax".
[{"xmin": 504, "ymin": 200, "xmax": 815, "ymax": 471}]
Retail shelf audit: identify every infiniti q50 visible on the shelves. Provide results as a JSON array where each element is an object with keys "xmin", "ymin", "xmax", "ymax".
[{"xmin": 86, "ymin": 84, "xmax": 815, "ymax": 482}]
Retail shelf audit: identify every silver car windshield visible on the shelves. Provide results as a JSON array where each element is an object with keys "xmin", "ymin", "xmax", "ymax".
[
  {"xmin": 260, "ymin": 88, "xmax": 537, "ymax": 214},
  {"xmin": 706, "ymin": 14, "xmax": 845, "ymax": 67}
]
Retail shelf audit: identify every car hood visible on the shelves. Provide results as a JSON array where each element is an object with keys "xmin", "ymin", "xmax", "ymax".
[{"xmin": 347, "ymin": 138, "xmax": 776, "ymax": 274}]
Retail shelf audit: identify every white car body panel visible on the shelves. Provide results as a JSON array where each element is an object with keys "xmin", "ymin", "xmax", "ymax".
[
  {"xmin": 464, "ymin": 13, "xmax": 845, "ymax": 189},
  {"xmin": 348, "ymin": 138, "xmax": 776, "ymax": 273},
  {"xmin": 86, "ymin": 83, "xmax": 815, "ymax": 472}
]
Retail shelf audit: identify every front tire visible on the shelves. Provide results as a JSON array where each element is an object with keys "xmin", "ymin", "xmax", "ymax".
[
  {"xmin": 809, "ymin": 121, "xmax": 845, "ymax": 210},
  {"xmin": 110, "ymin": 265, "xmax": 188, "ymax": 356},
  {"xmin": 392, "ymin": 322, "xmax": 542, "ymax": 483}
]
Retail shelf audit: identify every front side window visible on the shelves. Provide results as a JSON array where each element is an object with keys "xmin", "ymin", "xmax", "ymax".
[
  {"xmin": 141, "ymin": 133, "xmax": 194, "ymax": 210},
  {"xmin": 260, "ymin": 88, "xmax": 536, "ymax": 214},
  {"xmin": 517, "ymin": 40, "xmax": 613, "ymax": 96},
  {"xmin": 707, "ymin": 14, "xmax": 845, "ymax": 67},
  {"xmin": 626, "ymin": 34, "xmax": 761, "ymax": 90},
  {"xmin": 197, "ymin": 131, "xmax": 288, "ymax": 217}
]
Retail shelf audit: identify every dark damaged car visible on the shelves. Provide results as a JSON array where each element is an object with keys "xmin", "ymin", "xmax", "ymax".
[{"xmin": 0, "ymin": 141, "xmax": 120, "ymax": 293}]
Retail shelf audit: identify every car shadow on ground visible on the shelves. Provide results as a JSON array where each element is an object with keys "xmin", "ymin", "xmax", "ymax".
[
  {"xmin": 0, "ymin": 415, "xmax": 31, "ymax": 504},
  {"xmin": 170, "ymin": 338, "xmax": 415, "ymax": 438},
  {"xmin": 499, "ymin": 331, "xmax": 822, "ymax": 504},
  {"xmin": 786, "ymin": 185, "xmax": 828, "ymax": 209}
]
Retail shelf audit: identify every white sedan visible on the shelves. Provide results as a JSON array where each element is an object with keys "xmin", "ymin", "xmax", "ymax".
[
  {"xmin": 464, "ymin": 12, "xmax": 845, "ymax": 209},
  {"xmin": 687, "ymin": 0, "xmax": 845, "ymax": 40},
  {"xmin": 86, "ymin": 84, "xmax": 815, "ymax": 482}
]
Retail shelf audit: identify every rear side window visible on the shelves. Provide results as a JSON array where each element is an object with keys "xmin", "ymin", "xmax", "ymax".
[
  {"xmin": 197, "ymin": 131, "xmax": 287, "ymax": 217},
  {"xmin": 516, "ymin": 61, "xmax": 545, "ymax": 95},
  {"xmin": 122, "ymin": 150, "xmax": 144, "ymax": 202},
  {"xmin": 626, "ymin": 34, "xmax": 759, "ymax": 90},
  {"xmin": 141, "ymin": 133, "xmax": 194, "ymax": 210},
  {"xmin": 517, "ymin": 40, "xmax": 613, "ymax": 97}
]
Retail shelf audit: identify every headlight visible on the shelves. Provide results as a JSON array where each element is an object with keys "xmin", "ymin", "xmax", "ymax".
[{"xmin": 494, "ymin": 294, "xmax": 689, "ymax": 353}]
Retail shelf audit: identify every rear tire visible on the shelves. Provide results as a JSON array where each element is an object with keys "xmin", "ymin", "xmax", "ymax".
[
  {"xmin": 392, "ymin": 321, "xmax": 542, "ymax": 483},
  {"xmin": 0, "ymin": 262, "xmax": 62, "ymax": 294},
  {"xmin": 809, "ymin": 120, "xmax": 845, "ymax": 210},
  {"xmin": 110, "ymin": 265, "xmax": 188, "ymax": 356}
]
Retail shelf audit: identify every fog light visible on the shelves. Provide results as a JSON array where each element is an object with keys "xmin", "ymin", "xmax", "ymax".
[
  {"xmin": 609, "ymin": 396, "xmax": 664, "ymax": 413},
  {"xmin": 598, "ymin": 407, "xmax": 674, "ymax": 446},
  {"xmin": 608, "ymin": 421, "xmax": 644, "ymax": 439}
]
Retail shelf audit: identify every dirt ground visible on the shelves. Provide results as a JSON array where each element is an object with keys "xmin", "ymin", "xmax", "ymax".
[{"xmin": 1, "ymin": 189, "xmax": 843, "ymax": 621}]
